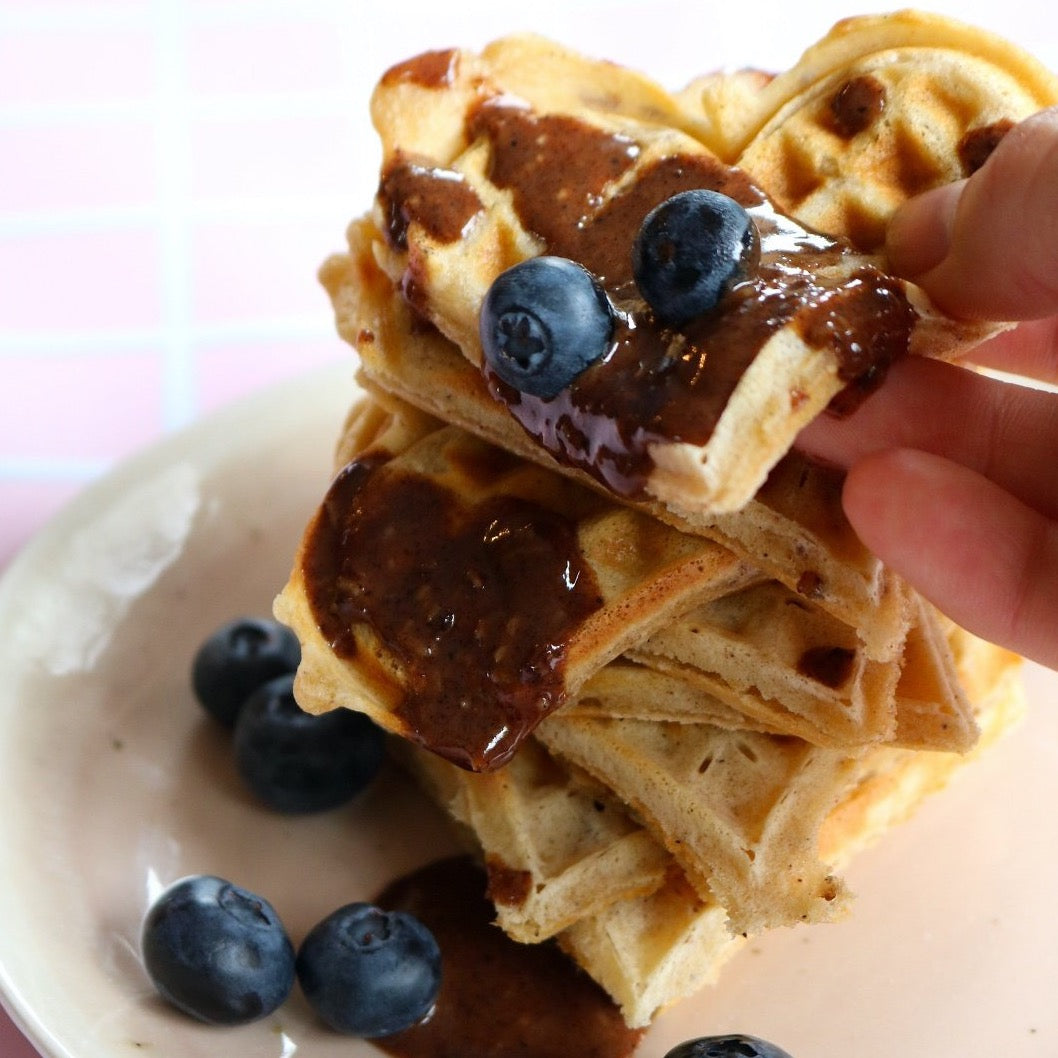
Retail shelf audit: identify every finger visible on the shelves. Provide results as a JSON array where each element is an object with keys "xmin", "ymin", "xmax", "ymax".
[
  {"xmin": 887, "ymin": 107, "xmax": 1058, "ymax": 321},
  {"xmin": 959, "ymin": 316, "xmax": 1058, "ymax": 383},
  {"xmin": 843, "ymin": 449, "xmax": 1058, "ymax": 670},
  {"xmin": 797, "ymin": 357, "xmax": 1058, "ymax": 518}
]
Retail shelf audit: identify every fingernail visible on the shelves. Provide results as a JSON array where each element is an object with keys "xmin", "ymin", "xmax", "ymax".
[{"xmin": 886, "ymin": 179, "xmax": 965, "ymax": 279}]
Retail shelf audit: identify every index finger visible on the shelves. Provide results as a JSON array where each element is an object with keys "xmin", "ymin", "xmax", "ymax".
[
  {"xmin": 887, "ymin": 107, "xmax": 1058, "ymax": 322},
  {"xmin": 959, "ymin": 316, "xmax": 1058, "ymax": 384},
  {"xmin": 796, "ymin": 356, "xmax": 1058, "ymax": 519}
]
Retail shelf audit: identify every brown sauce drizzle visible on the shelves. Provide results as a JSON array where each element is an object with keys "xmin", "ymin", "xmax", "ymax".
[
  {"xmin": 827, "ymin": 75, "xmax": 887, "ymax": 138},
  {"xmin": 798, "ymin": 645, "xmax": 856, "ymax": 689},
  {"xmin": 301, "ymin": 450, "xmax": 605, "ymax": 772},
  {"xmin": 958, "ymin": 118, "xmax": 1015, "ymax": 175},
  {"xmin": 451, "ymin": 100, "xmax": 914, "ymax": 496},
  {"xmin": 381, "ymin": 48, "xmax": 460, "ymax": 90},
  {"xmin": 485, "ymin": 854, "xmax": 534, "ymax": 908},
  {"xmin": 381, "ymin": 159, "xmax": 483, "ymax": 250},
  {"xmin": 465, "ymin": 103, "xmax": 642, "ymax": 256},
  {"xmin": 374, "ymin": 856, "xmax": 644, "ymax": 1058},
  {"xmin": 373, "ymin": 96, "xmax": 915, "ymax": 498}
]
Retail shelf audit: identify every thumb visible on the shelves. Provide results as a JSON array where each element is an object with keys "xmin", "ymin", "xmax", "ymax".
[{"xmin": 887, "ymin": 106, "xmax": 1058, "ymax": 321}]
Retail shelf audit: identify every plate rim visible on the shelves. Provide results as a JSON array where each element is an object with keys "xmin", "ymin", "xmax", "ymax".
[{"xmin": 0, "ymin": 361, "xmax": 356, "ymax": 1058}]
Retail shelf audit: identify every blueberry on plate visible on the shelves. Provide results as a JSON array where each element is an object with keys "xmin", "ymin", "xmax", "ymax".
[
  {"xmin": 479, "ymin": 255, "xmax": 614, "ymax": 399},
  {"xmin": 141, "ymin": 875, "xmax": 295, "ymax": 1025},
  {"xmin": 663, "ymin": 1034, "xmax": 795, "ymax": 1058},
  {"xmin": 192, "ymin": 617, "xmax": 301, "ymax": 727},
  {"xmin": 632, "ymin": 188, "xmax": 760, "ymax": 326},
  {"xmin": 233, "ymin": 673, "xmax": 386, "ymax": 813},
  {"xmin": 296, "ymin": 902, "xmax": 442, "ymax": 1037}
]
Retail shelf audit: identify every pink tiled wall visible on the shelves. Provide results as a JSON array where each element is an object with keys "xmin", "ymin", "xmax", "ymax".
[
  {"xmin": 6, "ymin": 0, "xmax": 1052, "ymax": 575},
  {"xmin": 3, "ymin": 2, "xmax": 1057, "ymax": 1056},
  {"xmin": 0, "ymin": 2, "xmax": 368, "ymax": 572}
]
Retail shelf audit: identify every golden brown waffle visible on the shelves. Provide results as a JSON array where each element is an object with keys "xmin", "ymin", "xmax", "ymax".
[
  {"xmin": 390, "ymin": 735, "xmax": 671, "ymax": 943},
  {"xmin": 568, "ymin": 658, "xmax": 758, "ymax": 730},
  {"xmin": 536, "ymin": 710, "xmax": 857, "ymax": 935},
  {"xmin": 624, "ymin": 581, "xmax": 977, "ymax": 753},
  {"xmin": 328, "ymin": 217, "xmax": 913, "ymax": 661},
  {"xmin": 563, "ymin": 636, "xmax": 1020, "ymax": 1027},
  {"xmin": 818, "ymin": 632, "xmax": 1024, "ymax": 868},
  {"xmin": 275, "ymin": 395, "xmax": 757, "ymax": 771},
  {"xmin": 387, "ymin": 630, "xmax": 1022, "ymax": 1026},
  {"xmin": 280, "ymin": 12, "xmax": 1042, "ymax": 1031},
  {"xmin": 323, "ymin": 20, "xmax": 1033, "ymax": 523},
  {"xmin": 687, "ymin": 11, "xmax": 1058, "ymax": 252},
  {"xmin": 629, "ymin": 578, "xmax": 903, "ymax": 747},
  {"xmin": 558, "ymin": 868, "xmax": 742, "ymax": 1029},
  {"xmin": 699, "ymin": 451, "xmax": 911, "ymax": 661}
]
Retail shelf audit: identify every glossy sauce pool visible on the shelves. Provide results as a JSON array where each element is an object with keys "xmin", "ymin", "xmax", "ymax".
[{"xmin": 374, "ymin": 856, "xmax": 645, "ymax": 1058}]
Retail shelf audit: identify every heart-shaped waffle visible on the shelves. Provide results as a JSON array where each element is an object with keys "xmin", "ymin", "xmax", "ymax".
[
  {"xmin": 333, "ymin": 12, "xmax": 1057, "ymax": 523},
  {"xmin": 690, "ymin": 9, "xmax": 1058, "ymax": 253},
  {"xmin": 277, "ymin": 12, "xmax": 1039, "ymax": 1029},
  {"xmin": 274, "ymin": 393, "xmax": 756, "ymax": 772}
]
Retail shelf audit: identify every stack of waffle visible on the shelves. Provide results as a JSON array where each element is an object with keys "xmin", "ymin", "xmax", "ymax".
[{"xmin": 275, "ymin": 12, "xmax": 1054, "ymax": 1027}]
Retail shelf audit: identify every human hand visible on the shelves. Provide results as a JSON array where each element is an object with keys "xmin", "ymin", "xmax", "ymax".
[{"xmin": 797, "ymin": 107, "xmax": 1058, "ymax": 669}]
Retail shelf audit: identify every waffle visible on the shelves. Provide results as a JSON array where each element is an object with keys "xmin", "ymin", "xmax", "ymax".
[
  {"xmin": 629, "ymin": 578, "xmax": 902, "ymax": 747},
  {"xmin": 558, "ymin": 866, "xmax": 742, "ymax": 1029},
  {"xmin": 277, "ymin": 10, "xmax": 1046, "ymax": 1032},
  {"xmin": 626, "ymin": 582, "xmax": 977, "ymax": 753},
  {"xmin": 330, "ymin": 214, "xmax": 911, "ymax": 661},
  {"xmin": 688, "ymin": 11, "xmax": 1058, "ymax": 251},
  {"xmin": 392, "ymin": 628, "xmax": 1022, "ymax": 1026},
  {"xmin": 536, "ymin": 710, "xmax": 857, "ymax": 935},
  {"xmin": 702, "ymin": 450, "xmax": 910, "ymax": 661},
  {"xmin": 323, "ymin": 16, "xmax": 1050, "ymax": 525},
  {"xmin": 389, "ymin": 734, "xmax": 671, "ymax": 943},
  {"xmin": 275, "ymin": 386, "xmax": 1024, "ymax": 1022},
  {"xmin": 597, "ymin": 642, "xmax": 1021, "ymax": 1029},
  {"xmin": 568, "ymin": 658, "xmax": 760, "ymax": 731},
  {"xmin": 275, "ymin": 396, "xmax": 757, "ymax": 771}
]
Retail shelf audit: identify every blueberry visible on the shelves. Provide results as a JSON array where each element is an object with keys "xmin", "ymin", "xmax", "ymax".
[
  {"xmin": 663, "ymin": 1034, "xmax": 795, "ymax": 1058},
  {"xmin": 192, "ymin": 617, "xmax": 301, "ymax": 727},
  {"xmin": 632, "ymin": 189, "xmax": 760, "ymax": 325},
  {"xmin": 141, "ymin": 875, "xmax": 295, "ymax": 1025},
  {"xmin": 296, "ymin": 902, "xmax": 442, "ymax": 1036},
  {"xmin": 479, "ymin": 255, "xmax": 614, "ymax": 398},
  {"xmin": 232, "ymin": 673, "xmax": 385, "ymax": 813}
]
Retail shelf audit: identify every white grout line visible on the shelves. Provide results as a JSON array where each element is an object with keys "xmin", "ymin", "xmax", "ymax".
[
  {"xmin": 0, "ymin": 101, "xmax": 157, "ymax": 127},
  {"xmin": 0, "ymin": 317, "xmax": 334, "ymax": 357},
  {"xmin": 0, "ymin": 206, "xmax": 160, "ymax": 236},
  {"xmin": 0, "ymin": 0, "xmax": 349, "ymax": 33},
  {"xmin": 0, "ymin": 456, "xmax": 110, "ymax": 482},
  {"xmin": 151, "ymin": 0, "xmax": 197, "ymax": 433},
  {"xmin": 0, "ymin": 93, "xmax": 349, "ymax": 128},
  {"xmin": 0, "ymin": 4, "xmax": 152, "ymax": 32},
  {"xmin": 0, "ymin": 196, "xmax": 352, "ymax": 237},
  {"xmin": 0, "ymin": 329, "xmax": 166, "ymax": 356}
]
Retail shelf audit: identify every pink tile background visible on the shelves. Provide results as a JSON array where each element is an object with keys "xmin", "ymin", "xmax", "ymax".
[
  {"xmin": 6, "ymin": 0, "xmax": 1053, "ymax": 572},
  {"xmin": 0, "ymin": 3, "xmax": 363, "ymax": 574},
  {"xmin": 2, "ymin": 2, "xmax": 1056, "ymax": 1055},
  {"xmin": 1, "ymin": 227, "xmax": 164, "ymax": 332},
  {"xmin": 0, "ymin": 350, "xmax": 165, "ymax": 460},
  {"xmin": 0, "ymin": 25, "xmax": 156, "ymax": 104},
  {"xmin": 0, "ymin": 123, "xmax": 159, "ymax": 213}
]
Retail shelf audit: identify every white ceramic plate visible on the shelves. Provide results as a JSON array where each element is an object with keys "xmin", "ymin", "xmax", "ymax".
[{"xmin": 1, "ymin": 363, "xmax": 1057, "ymax": 1058}]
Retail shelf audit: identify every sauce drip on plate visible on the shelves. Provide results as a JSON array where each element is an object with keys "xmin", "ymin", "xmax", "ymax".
[
  {"xmin": 302, "ymin": 447, "xmax": 604, "ymax": 772},
  {"xmin": 374, "ymin": 856, "xmax": 644, "ymax": 1058}
]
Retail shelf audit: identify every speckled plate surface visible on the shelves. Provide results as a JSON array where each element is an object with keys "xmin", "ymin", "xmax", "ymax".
[{"xmin": 1, "ymin": 363, "xmax": 1057, "ymax": 1058}]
